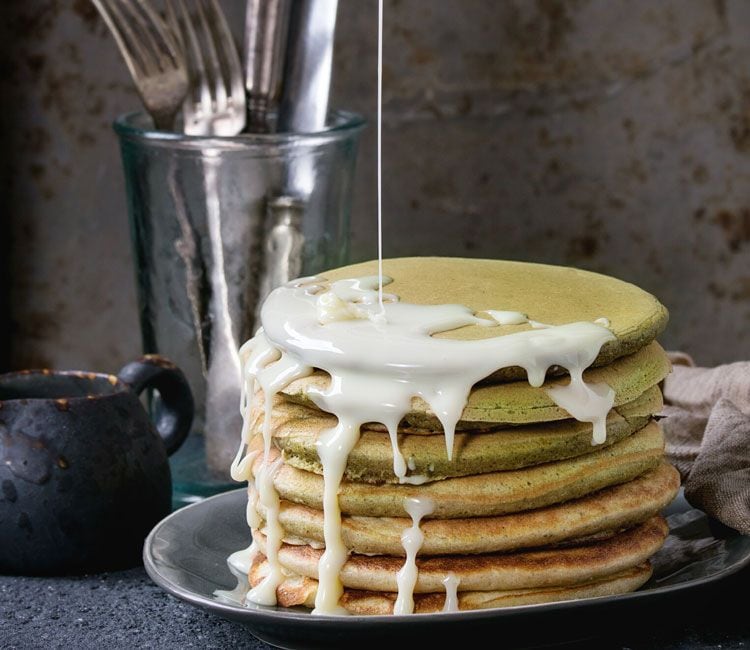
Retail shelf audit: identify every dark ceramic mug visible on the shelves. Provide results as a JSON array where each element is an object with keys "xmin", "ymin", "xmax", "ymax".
[{"xmin": 0, "ymin": 355, "xmax": 193, "ymax": 575}]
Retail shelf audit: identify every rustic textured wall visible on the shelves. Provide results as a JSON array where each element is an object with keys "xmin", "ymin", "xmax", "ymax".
[{"xmin": 4, "ymin": 0, "xmax": 750, "ymax": 373}]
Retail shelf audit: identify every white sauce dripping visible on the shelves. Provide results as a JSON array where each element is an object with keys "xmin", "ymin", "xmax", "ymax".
[
  {"xmin": 245, "ymin": 457, "xmax": 285, "ymax": 606},
  {"xmin": 233, "ymin": 333, "xmax": 313, "ymax": 608},
  {"xmin": 547, "ymin": 370, "xmax": 615, "ymax": 445},
  {"xmin": 482, "ymin": 309, "xmax": 616, "ymax": 444},
  {"xmin": 400, "ymin": 474, "xmax": 430, "ymax": 485},
  {"xmin": 232, "ymin": 273, "xmax": 615, "ymax": 614},
  {"xmin": 246, "ymin": 487, "xmax": 261, "ymax": 530},
  {"xmin": 442, "ymin": 573, "xmax": 460, "ymax": 613},
  {"xmin": 227, "ymin": 542, "xmax": 258, "ymax": 576},
  {"xmin": 213, "ymin": 542, "xmax": 257, "ymax": 605},
  {"xmin": 485, "ymin": 310, "xmax": 529, "ymax": 325},
  {"xmin": 311, "ymin": 417, "xmax": 360, "ymax": 615},
  {"xmin": 394, "ymin": 497, "xmax": 435, "ymax": 615}
]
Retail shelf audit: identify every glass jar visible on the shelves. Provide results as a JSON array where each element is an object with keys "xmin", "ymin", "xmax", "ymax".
[{"xmin": 114, "ymin": 110, "xmax": 365, "ymax": 505}]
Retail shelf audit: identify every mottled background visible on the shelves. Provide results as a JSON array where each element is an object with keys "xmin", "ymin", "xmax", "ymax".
[{"xmin": 2, "ymin": 0, "xmax": 750, "ymax": 374}]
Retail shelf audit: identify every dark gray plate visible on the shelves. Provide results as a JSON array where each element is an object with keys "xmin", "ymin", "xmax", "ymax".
[{"xmin": 144, "ymin": 489, "xmax": 750, "ymax": 650}]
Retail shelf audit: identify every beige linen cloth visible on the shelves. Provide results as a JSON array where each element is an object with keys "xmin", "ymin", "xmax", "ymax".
[{"xmin": 661, "ymin": 352, "xmax": 750, "ymax": 535}]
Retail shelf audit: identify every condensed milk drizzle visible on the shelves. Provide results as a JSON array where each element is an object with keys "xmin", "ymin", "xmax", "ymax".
[
  {"xmin": 213, "ymin": 542, "xmax": 259, "ymax": 605},
  {"xmin": 394, "ymin": 497, "xmax": 435, "ymax": 615},
  {"xmin": 245, "ymin": 457, "xmax": 284, "ymax": 606},
  {"xmin": 233, "ymin": 273, "xmax": 615, "ymax": 614},
  {"xmin": 442, "ymin": 573, "xmax": 460, "ymax": 613}
]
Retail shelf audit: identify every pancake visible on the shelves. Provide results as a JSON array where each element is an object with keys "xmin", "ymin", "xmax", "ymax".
[
  {"xmin": 250, "ymin": 421, "xmax": 666, "ymax": 518},
  {"xmin": 280, "ymin": 341, "xmax": 671, "ymax": 429},
  {"xmin": 250, "ymin": 558, "xmax": 653, "ymax": 615},
  {"xmin": 252, "ymin": 516, "xmax": 668, "ymax": 594},
  {"xmin": 263, "ymin": 386, "xmax": 662, "ymax": 483},
  {"xmin": 324, "ymin": 258, "xmax": 668, "ymax": 376},
  {"xmin": 255, "ymin": 463, "xmax": 679, "ymax": 556}
]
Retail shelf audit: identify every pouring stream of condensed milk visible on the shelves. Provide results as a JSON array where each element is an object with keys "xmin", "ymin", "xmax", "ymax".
[{"xmin": 231, "ymin": 0, "xmax": 616, "ymax": 616}]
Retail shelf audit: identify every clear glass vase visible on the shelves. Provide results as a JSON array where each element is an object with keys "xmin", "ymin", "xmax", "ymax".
[{"xmin": 114, "ymin": 111, "xmax": 365, "ymax": 506}]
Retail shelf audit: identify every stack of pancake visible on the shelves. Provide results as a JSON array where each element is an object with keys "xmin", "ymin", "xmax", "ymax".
[{"xmin": 244, "ymin": 258, "xmax": 680, "ymax": 615}]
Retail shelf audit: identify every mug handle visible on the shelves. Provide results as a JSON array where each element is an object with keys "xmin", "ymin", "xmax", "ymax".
[{"xmin": 117, "ymin": 355, "xmax": 194, "ymax": 456}]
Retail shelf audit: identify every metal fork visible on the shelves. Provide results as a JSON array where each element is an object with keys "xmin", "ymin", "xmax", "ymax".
[
  {"xmin": 93, "ymin": 0, "xmax": 188, "ymax": 131},
  {"xmin": 166, "ymin": 0, "xmax": 246, "ymax": 136}
]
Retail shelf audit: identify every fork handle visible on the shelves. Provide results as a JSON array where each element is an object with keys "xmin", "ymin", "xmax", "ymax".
[{"xmin": 152, "ymin": 109, "xmax": 177, "ymax": 132}]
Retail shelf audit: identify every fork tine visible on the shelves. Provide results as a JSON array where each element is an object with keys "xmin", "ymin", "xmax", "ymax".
[
  {"xmin": 196, "ymin": 0, "xmax": 227, "ymax": 111},
  {"xmin": 111, "ymin": 0, "xmax": 159, "ymax": 75},
  {"xmin": 175, "ymin": 0, "xmax": 213, "ymax": 115},
  {"xmin": 118, "ymin": 0, "xmax": 167, "ymax": 74},
  {"xmin": 136, "ymin": 0, "xmax": 184, "ymax": 69},
  {"xmin": 94, "ymin": 0, "xmax": 188, "ymax": 131},
  {"xmin": 205, "ymin": 0, "xmax": 245, "ymax": 106},
  {"xmin": 164, "ymin": 0, "xmax": 183, "ymax": 51},
  {"xmin": 93, "ymin": 0, "xmax": 149, "ymax": 77}
]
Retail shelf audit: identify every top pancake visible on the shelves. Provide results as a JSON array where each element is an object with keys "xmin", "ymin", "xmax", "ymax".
[{"xmin": 321, "ymin": 257, "xmax": 668, "ymax": 378}]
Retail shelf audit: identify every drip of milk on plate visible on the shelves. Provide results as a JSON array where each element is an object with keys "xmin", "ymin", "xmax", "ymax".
[
  {"xmin": 227, "ymin": 541, "xmax": 259, "ymax": 576},
  {"xmin": 393, "ymin": 497, "xmax": 435, "ymax": 615},
  {"xmin": 442, "ymin": 573, "xmax": 460, "ymax": 613},
  {"xmin": 213, "ymin": 542, "xmax": 258, "ymax": 605},
  {"xmin": 233, "ymin": 273, "xmax": 615, "ymax": 614}
]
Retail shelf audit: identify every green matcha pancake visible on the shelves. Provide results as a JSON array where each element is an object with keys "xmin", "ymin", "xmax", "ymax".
[
  {"xmin": 258, "ymin": 386, "xmax": 662, "ymax": 483},
  {"xmin": 249, "ymin": 421, "xmax": 666, "ymax": 518},
  {"xmin": 256, "ymin": 463, "xmax": 679, "ymax": 556},
  {"xmin": 280, "ymin": 341, "xmax": 670, "ymax": 429},
  {"xmin": 250, "ymin": 515, "xmax": 667, "ymax": 601},
  {"xmin": 324, "ymin": 257, "xmax": 668, "ymax": 375},
  {"xmin": 250, "ymin": 556, "xmax": 653, "ymax": 614}
]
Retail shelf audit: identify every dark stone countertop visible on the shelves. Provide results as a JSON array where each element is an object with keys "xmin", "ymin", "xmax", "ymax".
[
  {"xmin": 0, "ymin": 568, "xmax": 267, "ymax": 650},
  {"xmin": 1, "ymin": 564, "xmax": 748, "ymax": 649}
]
